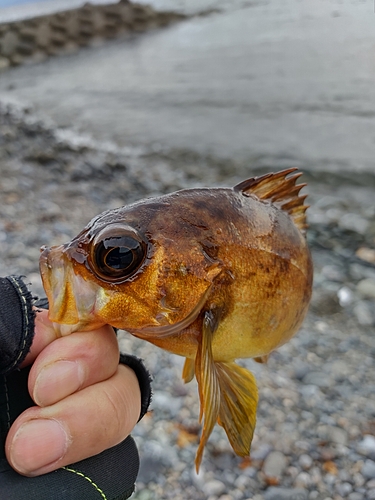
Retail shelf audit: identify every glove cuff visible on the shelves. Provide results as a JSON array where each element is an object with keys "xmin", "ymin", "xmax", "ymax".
[
  {"xmin": 119, "ymin": 354, "xmax": 152, "ymax": 421},
  {"xmin": 0, "ymin": 276, "xmax": 35, "ymax": 375}
]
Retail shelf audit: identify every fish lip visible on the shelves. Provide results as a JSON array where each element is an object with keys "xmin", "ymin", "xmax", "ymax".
[
  {"xmin": 39, "ymin": 245, "xmax": 57, "ymax": 305},
  {"xmin": 40, "ymin": 244, "xmax": 102, "ymax": 331}
]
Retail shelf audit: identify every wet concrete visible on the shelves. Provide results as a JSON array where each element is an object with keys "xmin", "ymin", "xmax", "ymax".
[{"xmin": 0, "ymin": 0, "xmax": 374, "ymax": 177}]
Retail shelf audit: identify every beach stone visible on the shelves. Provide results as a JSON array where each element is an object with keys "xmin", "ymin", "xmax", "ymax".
[
  {"xmin": 357, "ymin": 435, "xmax": 375, "ymax": 458},
  {"xmin": 202, "ymin": 480, "xmax": 226, "ymax": 497},
  {"xmin": 251, "ymin": 443, "xmax": 273, "ymax": 461},
  {"xmin": 348, "ymin": 493, "xmax": 364, "ymax": 500},
  {"xmin": 263, "ymin": 451, "xmax": 288, "ymax": 479},
  {"xmin": 298, "ymin": 454, "xmax": 313, "ymax": 470},
  {"xmin": 303, "ymin": 371, "xmax": 331, "ymax": 389},
  {"xmin": 151, "ymin": 390, "xmax": 181, "ymax": 417},
  {"xmin": 294, "ymin": 472, "xmax": 312, "ymax": 488},
  {"xmin": 353, "ymin": 302, "xmax": 374, "ymax": 326},
  {"xmin": 318, "ymin": 426, "xmax": 348, "ymax": 446},
  {"xmin": 264, "ymin": 487, "xmax": 308, "ymax": 500},
  {"xmin": 350, "ymin": 263, "xmax": 375, "ymax": 281},
  {"xmin": 134, "ymin": 490, "xmax": 154, "ymax": 500},
  {"xmin": 310, "ymin": 289, "xmax": 341, "ymax": 315},
  {"xmin": 336, "ymin": 481, "xmax": 353, "ymax": 496},
  {"xmin": 322, "ymin": 264, "xmax": 345, "ymax": 282},
  {"xmin": 357, "ymin": 278, "xmax": 375, "ymax": 299},
  {"xmin": 308, "ymin": 492, "xmax": 319, "ymax": 500},
  {"xmin": 339, "ymin": 213, "xmax": 369, "ymax": 235},
  {"xmin": 353, "ymin": 472, "xmax": 365, "ymax": 488},
  {"xmin": 361, "ymin": 459, "xmax": 375, "ymax": 479},
  {"xmin": 337, "ymin": 286, "xmax": 353, "ymax": 306}
]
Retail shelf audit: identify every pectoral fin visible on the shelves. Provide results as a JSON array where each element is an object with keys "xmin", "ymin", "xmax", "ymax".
[{"xmin": 194, "ymin": 309, "xmax": 258, "ymax": 471}]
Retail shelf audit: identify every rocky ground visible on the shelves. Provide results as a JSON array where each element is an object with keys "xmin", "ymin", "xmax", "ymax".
[{"xmin": 1, "ymin": 100, "xmax": 375, "ymax": 500}]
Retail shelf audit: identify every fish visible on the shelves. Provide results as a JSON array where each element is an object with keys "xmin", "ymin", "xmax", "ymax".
[{"xmin": 40, "ymin": 168, "xmax": 313, "ymax": 471}]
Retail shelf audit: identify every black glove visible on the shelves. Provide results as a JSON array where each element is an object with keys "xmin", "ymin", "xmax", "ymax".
[{"xmin": 0, "ymin": 276, "xmax": 151, "ymax": 500}]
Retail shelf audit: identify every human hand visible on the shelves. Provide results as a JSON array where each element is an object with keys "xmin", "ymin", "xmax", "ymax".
[{"xmin": 5, "ymin": 309, "xmax": 141, "ymax": 477}]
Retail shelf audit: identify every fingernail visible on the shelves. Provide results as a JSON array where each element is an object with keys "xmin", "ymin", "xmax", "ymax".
[
  {"xmin": 34, "ymin": 361, "xmax": 84, "ymax": 406},
  {"xmin": 11, "ymin": 419, "xmax": 69, "ymax": 475}
]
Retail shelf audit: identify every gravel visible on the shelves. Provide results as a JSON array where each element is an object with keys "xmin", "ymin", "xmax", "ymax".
[{"xmin": 1, "ymin": 100, "xmax": 375, "ymax": 499}]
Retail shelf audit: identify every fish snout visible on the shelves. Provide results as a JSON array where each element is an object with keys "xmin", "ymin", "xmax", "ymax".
[
  {"xmin": 39, "ymin": 244, "xmax": 79, "ymax": 326},
  {"xmin": 39, "ymin": 244, "xmax": 106, "ymax": 334}
]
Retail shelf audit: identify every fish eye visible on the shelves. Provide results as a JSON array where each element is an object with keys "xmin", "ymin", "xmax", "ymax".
[{"xmin": 90, "ymin": 225, "xmax": 147, "ymax": 282}]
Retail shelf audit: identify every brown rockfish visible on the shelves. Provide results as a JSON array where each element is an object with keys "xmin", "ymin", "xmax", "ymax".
[{"xmin": 40, "ymin": 168, "xmax": 313, "ymax": 471}]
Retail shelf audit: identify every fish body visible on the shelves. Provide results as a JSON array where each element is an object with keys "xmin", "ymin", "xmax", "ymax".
[{"xmin": 40, "ymin": 168, "xmax": 313, "ymax": 470}]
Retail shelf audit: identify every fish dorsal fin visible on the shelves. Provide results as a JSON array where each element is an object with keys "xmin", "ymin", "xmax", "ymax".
[{"xmin": 234, "ymin": 168, "xmax": 309, "ymax": 234}]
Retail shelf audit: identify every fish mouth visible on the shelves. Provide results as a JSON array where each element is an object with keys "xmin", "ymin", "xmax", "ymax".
[{"xmin": 40, "ymin": 245, "xmax": 106, "ymax": 335}]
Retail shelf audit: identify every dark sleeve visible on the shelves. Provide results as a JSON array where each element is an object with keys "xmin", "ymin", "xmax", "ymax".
[
  {"xmin": 119, "ymin": 354, "xmax": 152, "ymax": 421},
  {"xmin": 0, "ymin": 276, "xmax": 35, "ymax": 375}
]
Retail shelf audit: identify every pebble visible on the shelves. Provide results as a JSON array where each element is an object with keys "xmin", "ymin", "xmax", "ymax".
[
  {"xmin": 264, "ymin": 487, "xmax": 308, "ymax": 500},
  {"xmin": 262, "ymin": 451, "xmax": 288, "ymax": 479},
  {"xmin": 202, "ymin": 480, "xmax": 227, "ymax": 497},
  {"xmin": 151, "ymin": 391, "xmax": 182, "ymax": 417},
  {"xmin": 294, "ymin": 472, "xmax": 312, "ymax": 488},
  {"xmin": 348, "ymin": 494, "xmax": 364, "ymax": 500},
  {"xmin": 310, "ymin": 289, "xmax": 341, "ymax": 315},
  {"xmin": 356, "ymin": 278, "xmax": 375, "ymax": 299},
  {"xmin": 339, "ymin": 213, "xmax": 369, "ymax": 235},
  {"xmin": 337, "ymin": 286, "xmax": 353, "ymax": 307},
  {"xmin": 357, "ymin": 435, "xmax": 375, "ymax": 458},
  {"xmin": 354, "ymin": 301, "xmax": 374, "ymax": 325},
  {"xmin": 303, "ymin": 371, "xmax": 332, "ymax": 388},
  {"xmin": 298, "ymin": 454, "xmax": 313, "ymax": 470},
  {"xmin": 361, "ymin": 459, "xmax": 375, "ymax": 479},
  {"xmin": 335, "ymin": 481, "xmax": 353, "ymax": 496},
  {"xmin": 250, "ymin": 443, "xmax": 273, "ymax": 461}
]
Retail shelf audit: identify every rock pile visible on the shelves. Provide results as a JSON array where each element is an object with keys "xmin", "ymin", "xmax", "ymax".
[{"xmin": 0, "ymin": 1, "xmax": 184, "ymax": 68}]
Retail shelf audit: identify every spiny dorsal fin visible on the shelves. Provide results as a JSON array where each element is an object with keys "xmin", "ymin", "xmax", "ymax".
[{"xmin": 234, "ymin": 168, "xmax": 309, "ymax": 234}]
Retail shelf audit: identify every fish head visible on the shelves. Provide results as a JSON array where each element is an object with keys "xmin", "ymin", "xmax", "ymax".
[{"xmin": 40, "ymin": 197, "xmax": 223, "ymax": 336}]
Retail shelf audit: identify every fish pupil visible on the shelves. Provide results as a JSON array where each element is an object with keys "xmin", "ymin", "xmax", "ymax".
[{"xmin": 105, "ymin": 246, "xmax": 134, "ymax": 270}]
